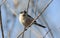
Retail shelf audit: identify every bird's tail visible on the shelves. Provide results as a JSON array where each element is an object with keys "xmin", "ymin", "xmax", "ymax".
[{"xmin": 34, "ymin": 22, "xmax": 46, "ymax": 28}]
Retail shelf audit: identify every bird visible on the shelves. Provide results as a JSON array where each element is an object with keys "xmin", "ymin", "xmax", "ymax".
[{"xmin": 19, "ymin": 10, "xmax": 46, "ymax": 30}]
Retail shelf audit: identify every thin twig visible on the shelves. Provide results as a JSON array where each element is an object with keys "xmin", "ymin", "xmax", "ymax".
[
  {"xmin": 41, "ymin": 0, "xmax": 54, "ymax": 38},
  {"xmin": 27, "ymin": 0, "xmax": 30, "ymax": 13},
  {"xmin": 34, "ymin": 0, "xmax": 38, "ymax": 16},
  {"xmin": 0, "ymin": 0, "xmax": 7, "ymax": 38},
  {"xmin": 0, "ymin": 0, "xmax": 17, "ymax": 17},
  {"xmin": 17, "ymin": 29, "xmax": 26, "ymax": 38},
  {"xmin": 38, "ymin": 0, "xmax": 54, "ymax": 38},
  {"xmin": 5, "ymin": 1, "xmax": 18, "ymax": 16},
  {"xmin": 0, "ymin": 0, "xmax": 6, "ymax": 6},
  {"xmin": 43, "ymin": 30, "xmax": 50, "ymax": 38},
  {"xmin": 41, "ymin": 14, "xmax": 54, "ymax": 38},
  {"xmin": 42, "ymin": 15, "xmax": 54, "ymax": 38},
  {"xmin": 17, "ymin": 0, "xmax": 53, "ymax": 38},
  {"xmin": 22, "ymin": 27, "xmax": 26, "ymax": 38},
  {"xmin": 22, "ymin": 32, "xmax": 24, "ymax": 38},
  {"xmin": 0, "ymin": 6, "xmax": 4, "ymax": 38},
  {"xmin": 29, "ymin": 27, "xmax": 31, "ymax": 38},
  {"xmin": 31, "ymin": 28, "xmax": 43, "ymax": 38}
]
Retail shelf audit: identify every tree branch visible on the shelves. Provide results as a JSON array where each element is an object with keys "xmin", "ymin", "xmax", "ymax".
[
  {"xmin": 17, "ymin": 0, "xmax": 53, "ymax": 38},
  {"xmin": 0, "ymin": 6, "xmax": 4, "ymax": 38},
  {"xmin": 27, "ymin": 0, "xmax": 30, "ymax": 13},
  {"xmin": 0, "ymin": 0, "xmax": 6, "ymax": 6}
]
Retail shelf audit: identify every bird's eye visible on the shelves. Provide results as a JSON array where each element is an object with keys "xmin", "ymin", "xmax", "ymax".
[{"xmin": 24, "ymin": 11, "xmax": 27, "ymax": 14}]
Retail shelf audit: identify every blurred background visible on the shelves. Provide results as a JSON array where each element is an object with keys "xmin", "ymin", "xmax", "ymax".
[{"xmin": 0, "ymin": 0, "xmax": 60, "ymax": 38}]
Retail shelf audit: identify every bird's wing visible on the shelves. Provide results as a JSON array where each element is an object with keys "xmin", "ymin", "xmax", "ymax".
[
  {"xmin": 27, "ymin": 14, "xmax": 37, "ymax": 22},
  {"xmin": 27, "ymin": 14, "xmax": 33, "ymax": 19}
]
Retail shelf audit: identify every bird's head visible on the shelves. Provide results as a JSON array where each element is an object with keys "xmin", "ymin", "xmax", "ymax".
[{"xmin": 20, "ymin": 10, "xmax": 27, "ymax": 16}]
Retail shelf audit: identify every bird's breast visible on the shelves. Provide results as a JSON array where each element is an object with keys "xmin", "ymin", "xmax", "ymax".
[{"xmin": 19, "ymin": 15, "xmax": 25, "ymax": 23}]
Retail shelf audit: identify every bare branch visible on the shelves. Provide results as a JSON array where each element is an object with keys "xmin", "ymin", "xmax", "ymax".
[
  {"xmin": 0, "ymin": 6, "xmax": 4, "ymax": 38},
  {"xmin": 27, "ymin": 0, "xmax": 30, "ymax": 13},
  {"xmin": 17, "ymin": 0, "xmax": 53, "ymax": 38},
  {"xmin": 31, "ymin": 28, "xmax": 43, "ymax": 38},
  {"xmin": 38, "ymin": 0, "xmax": 54, "ymax": 38},
  {"xmin": 17, "ymin": 29, "xmax": 26, "ymax": 38},
  {"xmin": 43, "ymin": 30, "xmax": 50, "ymax": 38},
  {"xmin": 40, "ymin": 0, "xmax": 54, "ymax": 38},
  {"xmin": 4, "ymin": 1, "xmax": 18, "ymax": 17},
  {"xmin": 0, "ymin": 0, "xmax": 6, "ymax": 6},
  {"xmin": 34, "ymin": 0, "xmax": 38, "ymax": 16}
]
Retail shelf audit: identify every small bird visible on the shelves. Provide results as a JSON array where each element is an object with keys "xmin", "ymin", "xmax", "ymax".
[{"xmin": 19, "ymin": 10, "xmax": 46, "ymax": 30}]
